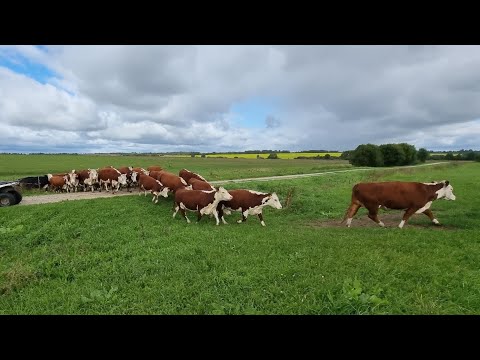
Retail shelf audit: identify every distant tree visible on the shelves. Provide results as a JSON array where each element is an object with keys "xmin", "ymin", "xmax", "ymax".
[
  {"xmin": 417, "ymin": 148, "xmax": 429, "ymax": 163},
  {"xmin": 476, "ymin": 154, "xmax": 480, "ymax": 162},
  {"xmin": 445, "ymin": 152, "xmax": 454, "ymax": 160},
  {"xmin": 464, "ymin": 151, "xmax": 476, "ymax": 161},
  {"xmin": 397, "ymin": 143, "xmax": 417, "ymax": 165},
  {"xmin": 379, "ymin": 144, "xmax": 406, "ymax": 166},
  {"xmin": 340, "ymin": 151, "xmax": 352, "ymax": 160},
  {"xmin": 324, "ymin": 154, "xmax": 331, "ymax": 160},
  {"xmin": 201, "ymin": 154, "xmax": 206, "ymax": 158},
  {"xmin": 267, "ymin": 153, "xmax": 279, "ymax": 159},
  {"xmin": 190, "ymin": 153, "xmax": 196, "ymax": 158},
  {"xmin": 350, "ymin": 144, "xmax": 384, "ymax": 167}
]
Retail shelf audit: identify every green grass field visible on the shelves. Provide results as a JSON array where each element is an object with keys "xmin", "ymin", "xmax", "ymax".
[
  {"xmin": 0, "ymin": 154, "xmax": 352, "ymax": 182},
  {"xmin": 204, "ymin": 152, "xmax": 342, "ymax": 159},
  {"xmin": 1, "ymin": 160, "xmax": 478, "ymax": 314}
]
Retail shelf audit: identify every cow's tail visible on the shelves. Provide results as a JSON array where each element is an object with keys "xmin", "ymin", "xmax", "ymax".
[{"xmin": 341, "ymin": 184, "xmax": 359, "ymax": 224}]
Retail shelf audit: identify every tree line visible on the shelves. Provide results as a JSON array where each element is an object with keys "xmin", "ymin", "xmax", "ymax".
[{"xmin": 342, "ymin": 143, "xmax": 480, "ymax": 167}]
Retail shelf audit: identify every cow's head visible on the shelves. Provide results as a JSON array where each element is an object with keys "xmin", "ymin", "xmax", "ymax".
[
  {"xmin": 88, "ymin": 168, "xmax": 99, "ymax": 181},
  {"xmin": 68, "ymin": 171, "xmax": 78, "ymax": 185},
  {"xmin": 215, "ymin": 187, "xmax": 233, "ymax": 202},
  {"xmin": 159, "ymin": 186, "xmax": 170, "ymax": 198},
  {"xmin": 117, "ymin": 173, "xmax": 128, "ymax": 186},
  {"xmin": 436, "ymin": 180, "xmax": 456, "ymax": 201},
  {"xmin": 265, "ymin": 192, "xmax": 282, "ymax": 209},
  {"xmin": 130, "ymin": 171, "xmax": 138, "ymax": 183}
]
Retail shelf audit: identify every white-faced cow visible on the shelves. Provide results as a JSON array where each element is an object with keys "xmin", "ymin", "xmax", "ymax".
[
  {"xmin": 173, "ymin": 187, "xmax": 233, "ymax": 225},
  {"xmin": 179, "ymin": 169, "xmax": 208, "ymax": 183},
  {"xmin": 342, "ymin": 180, "xmax": 457, "ymax": 229},
  {"xmin": 216, "ymin": 189, "xmax": 283, "ymax": 226},
  {"xmin": 97, "ymin": 167, "xmax": 128, "ymax": 193},
  {"xmin": 76, "ymin": 169, "xmax": 99, "ymax": 192},
  {"xmin": 137, "ymin": 173, "xmax": 169, "ymax": 203},
  {"xmin": 188, "ymin": 178, "xmax": 215, "ymax": 191},
  {"xmin": 117, "ymin": 166, "xmax": 138, "ymax": 192}
]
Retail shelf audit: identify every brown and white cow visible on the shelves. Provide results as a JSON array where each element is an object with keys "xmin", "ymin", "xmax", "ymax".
[
  {"xmin": 188, "ymin": 178, "xmax": 215, "ymax": 191},
  {"xmin": 179, "ymin": 168, "xmax": 208, "ymax": 183},
  {"xmin": 158, "ymin": 171, "xmax": 192, "ymax": 194},
  {"xmin": 132, "ymin": 167, "xmax": 150, "ymax": 176},
  {"xmin": 148, "ymin": 170, "xmax": 165, "ymax": 181},
  {"xmin": 217, "ymin": 189, "xmax": 283, "ymax": 226},
  {"xmin": 173, "ymin": 187, "xmax": 233, "ymax": 225},
  {"xmin": 147, "ymin": 166, "xmax": 163, "ymax": 172},
  {"xmin": 117, "ymin": 166, "xmax": 138, "ymax": 192},
  {"xmin": 137, "ymin": 173, "xmax": 169, "ymax": 203},
  {"xmin": 97, "ymin": 167, "xmax": 128, "ymax": 193},
  {"xmin": 53, "ymin": 170, "xmax": 78, "ymax": 192},
  {"xmin": 342, "ymin": 180, "xmax": 457, "ymax": 229},
  {"xmin": 76, "ymin": 169, "xmax": 99, "ymax": 192},
  {"xmin": 46, "ymin": 174, "xmax": 70, "ymax": 192}
]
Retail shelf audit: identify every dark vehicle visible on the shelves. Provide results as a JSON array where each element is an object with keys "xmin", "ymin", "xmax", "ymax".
[{"xmin": 0, "ymin": 181, "xmax": 23, "ymax": 207}]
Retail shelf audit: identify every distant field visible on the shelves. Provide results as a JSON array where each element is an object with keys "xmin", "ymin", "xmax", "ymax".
[
  {"xmin": 0, "ymin": 154, "xmax": 352, "ymax": 181},
  {"xmin": 204, "ymin": 152, "xmax": 342, "ymax": 159}
]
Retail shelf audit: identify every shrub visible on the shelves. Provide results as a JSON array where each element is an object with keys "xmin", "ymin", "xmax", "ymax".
[{"xmin": 350, "ymin": 144, "xmax": 384, "ymax": 167}]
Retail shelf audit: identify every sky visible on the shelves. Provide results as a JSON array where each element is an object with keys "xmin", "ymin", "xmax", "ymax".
[{"xmin": 1, "ymin": 45, "xmax": 480, "ymax": 154}]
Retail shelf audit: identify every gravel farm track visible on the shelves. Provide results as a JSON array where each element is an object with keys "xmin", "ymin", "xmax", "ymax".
[{"xmin": 17, "ymin": 163, "xmax": 446, "ymax": 206}]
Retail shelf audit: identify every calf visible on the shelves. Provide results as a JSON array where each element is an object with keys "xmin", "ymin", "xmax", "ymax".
[
  {"xmin": 97, "ymin": 167, "xmax": 128, "ymax": 193},
  {"xmin": 217, "ymin": 189, "xmax": 282, "ymax": 226},
  {"xmin": 188, "ymin": 178, "xmax": 215, "ymax": 191},
  {"xmin": 342, "ymin": 180, "xmax": 457, "ymax": 229},
  {"xmin": 179, "ymin": 168, "xmax": 208, "ymax": 183},
  {"xmin": 173, "ymin": 187, "xmax": 233, "ymax": 225},
  {"xmin": 137, "ymin": 173, "xmax": 169, "ymax": 203}
]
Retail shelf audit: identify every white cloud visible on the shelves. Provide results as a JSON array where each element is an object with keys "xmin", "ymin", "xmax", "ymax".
[{"xmin": 1, "ymin": 45, "xmax": 480, "ymax": 153}]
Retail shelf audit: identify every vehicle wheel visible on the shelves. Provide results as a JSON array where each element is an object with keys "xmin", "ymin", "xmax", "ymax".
[
  {"xmin": 0, "ymin": 193, "xmax": 16, "ymax": 207},
  {"xmin": 8, "ymin": 190, "xmax": 22, "ymax": 204}
]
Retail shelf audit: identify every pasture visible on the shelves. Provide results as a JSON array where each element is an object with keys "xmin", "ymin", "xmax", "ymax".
[
  {"xmin": 0, "ymin": 160, "xmax": 479, "ymax": 314},
  {"xmin": 0, "ymin": 154, "xmax": 351, "ymax": 183}
]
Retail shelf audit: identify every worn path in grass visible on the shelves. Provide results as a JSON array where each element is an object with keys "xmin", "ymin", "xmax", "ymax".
[{"xmin": 18, "ymin": 162, "xmax": 446, "ymax": 206}]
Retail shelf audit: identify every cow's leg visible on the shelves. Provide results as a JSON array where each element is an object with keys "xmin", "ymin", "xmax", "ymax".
[
  {"xmin": 180, "ymin": 208, "xmax": 190, "ymax": 223},
  {"xmin": 237, "ymin": 208, "xmax": 248, "ymax": 223},
  {"xmin": 399, "ymin": 207, "xmax": 420, "ymax": 229},
  {"xmin": 422, "ymin": 209, "xmax": 440, "ymax": 225},
  {"xmin": 173, "ymin": 203, "xmax": 180, "ymax": 218},
  {"xmin": 344, "ymin": 203, "xmax": 361, "ymax": 227},
  {"xmin": 218, "ymin": 206, "xmax": 228, "ymax": 224},
  {"xmin": 257, "ymin": 213, "xmax": 266, "ymax": 227},
  {"xmin": 197, "ymin": 211, "xmax": 203, "ymax": 222},
  {"xmin": 366, "ymin": 206, "xmax": 385, "ymax": 227},
  {"xmin": 212, "ymin": 210, "xmax": 220, "ymax": 225}
]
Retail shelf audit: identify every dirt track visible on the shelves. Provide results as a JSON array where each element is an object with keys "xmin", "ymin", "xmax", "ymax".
[{"xmin": 17, "ymin": 162, "xmax": 446, "ymax": 206}]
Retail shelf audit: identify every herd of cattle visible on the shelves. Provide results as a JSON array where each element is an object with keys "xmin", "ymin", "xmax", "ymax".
[
  {"xmin": 17, "ymin": 166, "xmax": 282, "ymax": 226},
  {"xmin": 17, "ymin": 166, "xmax": 457, "ymax": 229}
]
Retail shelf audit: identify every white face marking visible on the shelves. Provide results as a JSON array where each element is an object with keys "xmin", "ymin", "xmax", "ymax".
[
  {"xmin": 435, "ymin": 185, "xmax": 456, "ymax": 200},
  {"xmin": 118, "ymin": 174, "xmax": 128, "ymax": 185},
  {"xmin": 215, "ymin": 187, "xmax": 233, "ymax": 202},
  {"xmin": 398, "ymin": 220, "xmax": 405, "ymax": 229},
  {"xmin": 415, "ymin": 201, "xmax": 433, "ymax": 214},
  {"xmin": 266, "ymin": 193, "xmax": 282, "ymax": 209},
  {"xmin": 130, "ymin": 171, "xmax": 138, "ymax": 183}
]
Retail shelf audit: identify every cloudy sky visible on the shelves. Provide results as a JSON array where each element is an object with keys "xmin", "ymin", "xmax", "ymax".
[{"xmin": 1, "ymin": 45, "xmax": 480, "ymax": 153}]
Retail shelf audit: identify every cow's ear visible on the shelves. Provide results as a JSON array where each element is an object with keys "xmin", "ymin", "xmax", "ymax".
[{"xmin": 445, "ymin": 180, "xmax": 449, "ymax": 186}]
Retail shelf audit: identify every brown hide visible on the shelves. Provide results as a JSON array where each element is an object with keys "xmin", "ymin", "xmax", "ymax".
[
  {"xmin": 149, "ymin": 170, "xmax": 165, "ymax": 180},
  {"xmin": 179, "ymin": 169, "xmax": 207, "ymax": 183},
  {"xmin": 147, "ymin": 166, "xmax": 163, "ymax": 172},
  {"xmin": 217, "ymin": 189, "xmax": 268, "ymax": 212},
  {"xmin": 350, "ymin": 182, "xmax": 444, "ymax": 211},
  {"xmin": 138, "ymin": 173, "xmax": 164, "ymax": 192},
  {"xmin": 159, "ymin": 172, "xmax": 189, "ymax": 192},
  {"xmin": 98, "ymin": 168, "xmax": 122, "ymax": 182},
  {"xmin": 174, "ymin": 189, "xmax": 216, "ymax": 211},
  {"xmin": 188, "ymin": 178, "xmax": 214, "ymax": 191}
]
